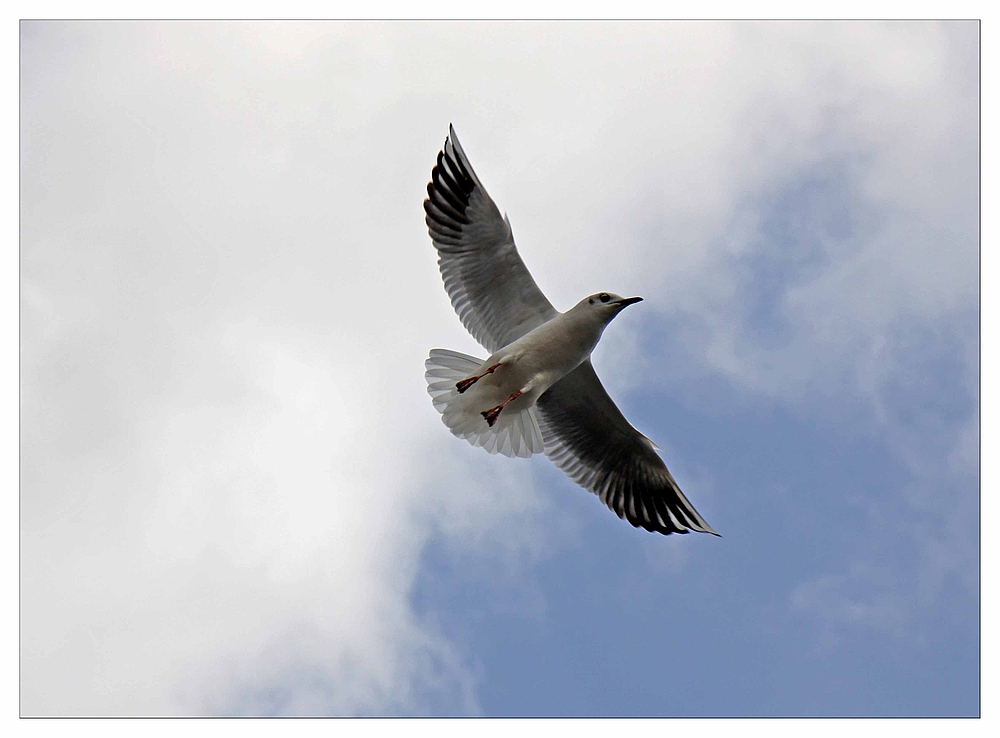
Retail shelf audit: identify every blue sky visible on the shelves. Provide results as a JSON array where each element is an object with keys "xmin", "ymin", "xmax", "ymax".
[{"xmin": 20, "ymin": 21, "xmax": 978, "ymax": 717}]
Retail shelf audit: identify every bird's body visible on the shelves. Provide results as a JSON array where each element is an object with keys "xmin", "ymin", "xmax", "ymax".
[
  {"xmin": 476, "ymin": 296, "xmax": 619, "ymax": 412},
  {"xmin": 423, "ymin": 125, "xmax": 719, "ymax": 536},
  {"xmin": 429, "ymin": 294, "xmax": 635, "ymax": 457}
]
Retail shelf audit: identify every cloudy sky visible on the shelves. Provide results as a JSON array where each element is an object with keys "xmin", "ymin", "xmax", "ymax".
[{"xmin": 20, "ymin": 20, "xmax": 979, "ymax": 717}]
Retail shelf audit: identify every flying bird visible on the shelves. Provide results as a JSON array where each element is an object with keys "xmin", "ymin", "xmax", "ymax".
[{"xmin": 423, "ymin": 125, "xmax": 718, "ymax": 537}]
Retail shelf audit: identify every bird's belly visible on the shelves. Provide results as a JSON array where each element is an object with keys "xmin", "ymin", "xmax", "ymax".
[
  {"xmin": 475, "ymin": 361, "xmax": 542, "ymax": 407},
  {"xmin": 486, "ymin": 342, "xmax": 585, "ymax": 407}
]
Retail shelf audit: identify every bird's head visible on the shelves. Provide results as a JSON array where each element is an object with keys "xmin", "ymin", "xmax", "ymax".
[{"xmin": 578, "ymin": 292, "xmax": 643, "ymax": 324}]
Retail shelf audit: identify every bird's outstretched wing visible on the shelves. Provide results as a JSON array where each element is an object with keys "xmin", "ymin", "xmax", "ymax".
[
  {"xmin": 536, "ymin": 360, "xmax": 719, "ymax": 536},
  {"xmin": 424, "ymin": 125, "xmax": 559, "ymax": 353}
]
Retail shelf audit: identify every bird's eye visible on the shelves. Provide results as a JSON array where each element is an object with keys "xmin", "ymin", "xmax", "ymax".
[{"xmin": 599, "ymin": 293, "xmax": 610, "ymax": 303}]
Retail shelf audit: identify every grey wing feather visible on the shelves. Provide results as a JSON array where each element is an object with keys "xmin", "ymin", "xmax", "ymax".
[
  {"xmin": 424, "ymin": 125, "xmax": 559, "ymax": 353},
  {"xmin": 536, "ymin": 360, "xmax": 719, "ymax": 536}
]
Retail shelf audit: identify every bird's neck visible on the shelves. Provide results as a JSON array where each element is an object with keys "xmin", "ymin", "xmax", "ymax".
[{"xmin": 553, "ymin": 308, "xmax": 606, "ymax": 359}]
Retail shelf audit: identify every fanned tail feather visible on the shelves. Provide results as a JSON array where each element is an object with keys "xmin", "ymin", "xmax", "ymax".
[{"xmin": 424, "ymin": 348, "xmax": 544, "ymax": 459}]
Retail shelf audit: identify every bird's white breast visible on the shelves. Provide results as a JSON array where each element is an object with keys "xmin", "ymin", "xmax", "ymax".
[{"xmin": 487, "ymin": 310, "xmax": 604, "ymax": 401}]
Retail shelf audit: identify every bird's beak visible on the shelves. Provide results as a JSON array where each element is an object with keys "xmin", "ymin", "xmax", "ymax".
[{"xmin": 616, "ymin": 297, "xmax": 643, "ymax": 307}]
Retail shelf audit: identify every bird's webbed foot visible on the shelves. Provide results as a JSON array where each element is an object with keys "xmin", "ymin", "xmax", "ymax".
[
  {"xmin": 456, "ymin": 361, "xmax": 501, "ymax": 393},
  {"xmin": 481, "ymin": 388, "xmax": 524, "ymax": 427}
]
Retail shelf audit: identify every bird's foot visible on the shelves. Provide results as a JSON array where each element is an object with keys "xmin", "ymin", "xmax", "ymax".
[
  {"xmin": 480, "ymin": 389, "xmax": 523, "ymax": 427},
  {"xmin": 456, "ymin": 362, "xmax": 501, "ymax": 393}
]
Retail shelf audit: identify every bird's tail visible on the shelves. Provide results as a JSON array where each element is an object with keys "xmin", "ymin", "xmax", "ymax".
[{"xmin": 425, "ymin": 348, "xmax": 545, "ymax": 459}]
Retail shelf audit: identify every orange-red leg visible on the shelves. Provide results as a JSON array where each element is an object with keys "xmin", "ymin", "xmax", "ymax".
[
  {"xmin": 481, "ymin": 389, "xmax": 523, "ymax": 427},
  {"xmin": 456, "ymin": 362, "xmax": 501, "ymax": 393}
]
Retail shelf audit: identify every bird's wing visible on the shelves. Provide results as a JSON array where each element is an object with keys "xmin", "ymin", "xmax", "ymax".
[
  {"xmin": 536, "ymin": 360, "xmax": 719, "ymax": 536},
  {"xmin": 424, "ymin": 125, "xmax": 559, "ymax": 353}
]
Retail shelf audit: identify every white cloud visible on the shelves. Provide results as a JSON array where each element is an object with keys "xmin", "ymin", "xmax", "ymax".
[
  {"xmin": 791, "ymin": 563, "xmax": 911, "ymax": 649},
  {"xmin": 21, "ymin": 21, "xmax": 977, "ymax": 714}
]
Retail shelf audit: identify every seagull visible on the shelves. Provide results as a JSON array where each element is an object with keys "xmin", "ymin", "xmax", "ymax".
[{"xmin": 423, "ymin": 125, "xmax": 718, "ymax": 537}]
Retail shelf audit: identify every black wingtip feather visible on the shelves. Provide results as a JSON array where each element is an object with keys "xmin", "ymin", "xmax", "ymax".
[
  {"xmin": 433, "ymin": 162, "xmax": 470, "ymax": 213},
  {"xmin": 434, "ymin": 152, "xmax": 461, "ymax": 193},
  {"xmin": 446, "ymin": 139, "xmax": 474, "ymax": 184},
  {"xmin": 536, "ymin": 362, "xmax": 719, "ymax": 538},
  {"xmin": 428, "ymin": 187, "xmax": 470, "ymax": 225}
]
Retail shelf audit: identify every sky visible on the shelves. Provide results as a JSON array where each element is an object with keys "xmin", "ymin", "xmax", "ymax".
[{"xmin": 20, "ymin": 20, "xmax": 980, "ymax": 717}]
